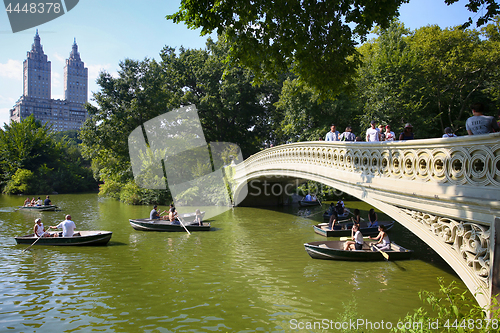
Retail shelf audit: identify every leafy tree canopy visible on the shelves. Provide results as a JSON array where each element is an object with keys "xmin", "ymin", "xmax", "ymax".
[{"xmin": 167, "ymin": 0, "xmax": 499, "ymax": 98}]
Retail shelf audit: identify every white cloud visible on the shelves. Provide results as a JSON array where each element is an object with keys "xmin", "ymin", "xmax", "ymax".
[
  {"xmin": 0, "ymin": 60, "xmax": 23, "ymax": 80},
  {"xmin": 87, "ymin": 63, "xmax": 116, "ymax": 82},
  {"xmin": 53, "ymin": 52, "xmax": 65, "ymax": 63},
  {"xmin": 0, "ymin": 95, "xmax": 16, "ymax": 105},
  {"xmin": 52, "ymin": 71, "xmax": 61, "ymax": 88}
]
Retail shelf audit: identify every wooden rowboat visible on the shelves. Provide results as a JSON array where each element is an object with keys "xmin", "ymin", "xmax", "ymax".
[
  {"xmin": 18, "ymin": 205, "xmax": 58, "ymax": 211},
  {"xmin": 298, "ymin": 200, "xmax": 321, "ymax": 207},
  {"xmin": 129, "ymin": 218, "xmax": 211, "ymax": 232},
  {"xmin": 304, "ymin": 240, "xmax": 413, "ymax": 261},
  {"xmin": 313, "ymin": 221, "xmax": 395, "ymax": 237},
  {"xmin": 15, "ymin": 231, "xmax": 112, "ymax": 246}
]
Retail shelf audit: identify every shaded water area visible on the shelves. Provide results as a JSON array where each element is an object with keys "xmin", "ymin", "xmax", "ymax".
[{"xmin": 0, "ymin": 194, "xmax": 472, "ymax": 332}]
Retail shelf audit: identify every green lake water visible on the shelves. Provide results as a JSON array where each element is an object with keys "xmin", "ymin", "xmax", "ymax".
[{"xmin": 0, "ymin": 193, "xmax": 472, "ymax": 332}]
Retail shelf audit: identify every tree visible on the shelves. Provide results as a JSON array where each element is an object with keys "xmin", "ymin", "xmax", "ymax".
[
  {"xmin": 354, "ymin": 20, "xmax": 500, "ymax": 138},
  {"xmin": 167, "ymin": 0, "xmax": 499, "ymax": 99},
  {"xmin": 274, "ymin": 78, "xmax": 360, "ymax": 143},
  {"xmin": 0, "ymin": 116, "xmax": 62, "ymax": 179},
  {"xmin": 80, "ymin": 58, "xmax": 171, "ymax": 186},
  {"xmin": 0, "ymin": 116, "xmax": 97, "ymax": 194},
  {"xmin": 80, "ymin": 39, "xmax": 281, "ymax": 204}
]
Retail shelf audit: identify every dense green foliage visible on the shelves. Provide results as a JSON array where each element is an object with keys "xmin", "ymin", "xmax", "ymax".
[
  {"xmin": 0, "ymin": 117, "xmax": 97, "ymax": 195},
  {"xmin": 168, "ymin": 0, "xmax": 499, "ymax": 98},
  {"xmin": 394, "ymin": 278, "xmax": 500, "ymax": 333},
  {"xmin": 80, "ymin": 39, "xmax": 279, "ymax": 204},
  {"xmin": 273, "ymin": 19, "xmax": 500, "ymax": 143},
  {"xmin": 81, "ymin": 18, "xmax": 500, "ymax": 204}
]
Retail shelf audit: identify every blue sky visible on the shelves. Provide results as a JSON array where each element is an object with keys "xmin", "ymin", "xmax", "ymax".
[{"xmin": 0, "ymin": 0, "xmax": 484, "ymax": 127}]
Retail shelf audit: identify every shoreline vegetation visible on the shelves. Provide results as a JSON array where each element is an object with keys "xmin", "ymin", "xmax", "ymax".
[{"xmin": 0, "ymin": 117, "xmax": 97, "ymax": 196}]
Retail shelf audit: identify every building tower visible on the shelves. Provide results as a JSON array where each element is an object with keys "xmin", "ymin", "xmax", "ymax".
[
  {"xmin": 23, "ymin": 29, "xmax": 51, "ymax": 99},
  {"xmin": 64, "ymin": 38, "xmax": 88, "ymax": 104},
  {"xmin": 10, "ymin": 31, "xmax": 89, "ymax": 131}
]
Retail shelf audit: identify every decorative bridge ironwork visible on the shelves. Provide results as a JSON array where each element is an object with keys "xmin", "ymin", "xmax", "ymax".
[{"xmin": 232, "ymin": 133, "xmax": 500, "ymax": 313}]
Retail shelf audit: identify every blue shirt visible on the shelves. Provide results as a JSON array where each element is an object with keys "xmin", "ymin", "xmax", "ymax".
[{"xmin": 325, "ymin": 131, "xmax": 339, "ymax": 141}]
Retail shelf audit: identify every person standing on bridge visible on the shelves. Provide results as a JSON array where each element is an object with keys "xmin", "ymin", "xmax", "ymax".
[
  {"xmin": 366, "ymin": 120, "xmax": 381, "ymax": 142},
  {"xmin": 339, "ymin": 126, "xmax": 356, "ymax": 142},
  {"xmin": 466, "ymin": 103, "xmax": 499, "ymax": 135},
  {"xmin": 399, "ymin": 123, "xmax": 414, "ymax": 140},
  {"xmin": 384, "ymin": 125, "xmax": 396, "ymax": 141},
  {"xmin": 325, "ymin": 124, "xmax": 339, "ymax": 141}
]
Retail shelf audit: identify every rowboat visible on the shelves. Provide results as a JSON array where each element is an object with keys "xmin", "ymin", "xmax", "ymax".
[
  {"xmin": 18, "ymin": 205, "xmax": 58, "ymax": 211},
  {"xmin": 15, "ymin": 231, "xmax": 112, "ymax": 246},
  {"xmin": 323, "ymin": 208, "xmax": 350, "ymax": 220},
  {"xmin": 129, "ymin": 218, "xmax": 211, "ymax": 232},
  {"xmin": 313, "ymin": 221, "xmax": 395, "ymax": 237},
  {"xmin": 304, "ymin": 240, "xmax": 413, "ymax": 261},
  {"xmin": 298, "ymin": 200, "xmax": 321, "ymax": 207}
]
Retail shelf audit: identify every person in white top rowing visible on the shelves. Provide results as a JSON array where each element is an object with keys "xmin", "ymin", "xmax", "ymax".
[
  {"xmin": 49, "ymin": 215, "xmax": 76, "ymax": 237},
  {"xmin": 369, "ymin": 225, "xmax": 391, "ymax": 251}
]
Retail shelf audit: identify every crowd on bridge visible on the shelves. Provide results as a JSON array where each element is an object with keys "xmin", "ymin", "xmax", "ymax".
[{"xmin": 321, "ymin": 102, "xmax": 500, "ymax": 143}]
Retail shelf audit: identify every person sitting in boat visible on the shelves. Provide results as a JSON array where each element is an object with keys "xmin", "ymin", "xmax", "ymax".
[
  {"xmin": 43, "ymin": 195, "xmax": 51, "ymax": 206},
  {"xmin": 150, "ymin": 205, "xmax": 161, "ymax": 220},
  {"xmin": 30, "ymin": 197, "xmax": 36, "ymax": 206},
  {"xmin": 33, "ymin": 218, "xmax": 49, "ymax": 237},
  {"xmin": 36, "ymin": 197, "xmax": 43, "ymax": 206},
  {"xmin": 24, "ymin": 197, "xmax": 31, "ymax": 206},
  {"xmin": 169, "ymin": 207, "xmax": 179, "ymax": 223},
  {"xmin": 351, "ymin": 208, "xmax": 361, "ymax": 228},
  {"xmin": 193, "ymin": 209, "xmax": 203, "ymax": 226},
  {"xmin": 368, "ymin": 208, "xmax": 378, "ymax": 228},
  {"xmin": 326, "ymin": 203, "xmax": 335, "ymax": 216},
  {"xmin": 369, "ymin": 225, "xmax": 391, "ymax": 251},
  {"xmin": 311, "ymin": 194, "xmax": 317, "ymax": 201},
  {"xmin": 336, "ymin": 200, "xmax": 345, "ymax": 216},
  {"xmin": 343, "ymin": 224, "xmax": 364, "ymax": 251},
  {"xmin": 304, "ymin": 193, "xmax": 312, "ymax": 201},
  {"xmin": 49, "ymin": 215, "xmax": 76, "ymax": 237},
  {"xmin": 328, "ymin": 211, "xmax": 341, "ymax": 230}
]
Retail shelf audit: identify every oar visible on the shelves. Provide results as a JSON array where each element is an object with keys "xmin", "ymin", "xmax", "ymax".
[
  {"xmin": 22, "ymin": 235, "xmax": 43, "ymax": 252},
  {"xmin": 372, "ymin": 244, "xmax": 389, "ymax": 260},
  {"xmin": 340, "ymin": 236, "xmax": 370, "ymax": 241},
  {"xmin": 177, "ymin": 215, "xmax": 191, "ymax": 235}
]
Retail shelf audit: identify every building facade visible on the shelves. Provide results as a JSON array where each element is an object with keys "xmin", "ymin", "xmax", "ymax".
[{"xmin": 10, "ymin": 30, "xmax": 88, "ymax": 131}]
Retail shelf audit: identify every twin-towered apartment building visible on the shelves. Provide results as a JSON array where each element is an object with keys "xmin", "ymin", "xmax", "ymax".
[{"xmin": 9, "ymin": 30, "xmax": 88, "ymax": 131}]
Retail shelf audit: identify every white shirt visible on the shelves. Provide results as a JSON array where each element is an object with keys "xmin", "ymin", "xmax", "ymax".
[
  {"xmin": 442, "ymin": 133, "xmax": 457, "ymax": 138},
  {"xmin": 366, "ymin": 127, "xmax": 380, "ymax": 142},
  {"xmin": 35, "ymin": 223, "xmax": 45, "ymax": 237},
  {"xmin": 354, "ymin": 231, "xmax": 364, "ymax": 245},
  {"xmin": 56, "ymin": 220, "xmax": 76, "ymax": 237},
  {"xmin": 385, "ymin": 131, "xmax": 395, "ymax": 141}
]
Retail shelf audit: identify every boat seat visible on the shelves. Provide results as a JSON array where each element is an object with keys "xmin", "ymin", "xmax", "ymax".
[{"xmin": 319, "ymin": 244, "xmax": 329, "ymax": 248}]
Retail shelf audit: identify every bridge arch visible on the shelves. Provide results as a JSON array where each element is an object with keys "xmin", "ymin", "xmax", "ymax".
[{"xmin": 232, "ymin": 134, "xmax": 500, "ymax": 313}]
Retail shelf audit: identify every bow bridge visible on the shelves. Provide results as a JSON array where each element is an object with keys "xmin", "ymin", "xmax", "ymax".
[{"xmin": 231, "ymin": 133, "xmax": 500, "ymax": 313}]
